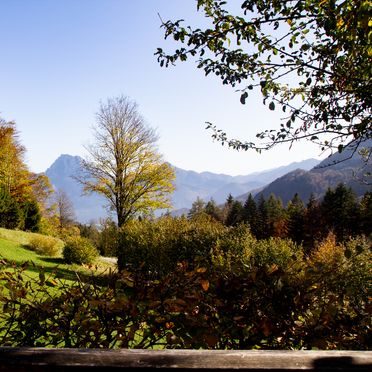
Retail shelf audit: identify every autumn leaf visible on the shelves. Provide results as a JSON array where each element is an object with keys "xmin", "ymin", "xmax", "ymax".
[{"xmin": 201, "ymin": 279, "xmax": 209, "ymax": 291}]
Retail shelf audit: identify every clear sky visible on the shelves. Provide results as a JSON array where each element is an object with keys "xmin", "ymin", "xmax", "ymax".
[{"xmin": 0, "ymin": 0, "xmax": 325, "ymax": 176}]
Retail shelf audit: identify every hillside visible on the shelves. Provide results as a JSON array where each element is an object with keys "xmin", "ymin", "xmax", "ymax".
[
  {"xmin": 44, "ymin": 155, "xmax": 319, "ymax": 222},
  {"xmin": 0, "ymin": 228, "xmax": 115, "ymax": 281},
  {"xmin": 252, "ymin": 142, "xmax": 372, "ymax": 205}
]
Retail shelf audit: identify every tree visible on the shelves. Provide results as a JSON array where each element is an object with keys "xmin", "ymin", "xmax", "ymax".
[
  {"xmin": 255, "ymin": 194, "xmax": 268, "ymax": 239},
  {"xmin": 54, "ymin": 189, "xmax": 76, "ymax": 230},
  {"xmin": 0, "ymin": 186, "xmax": 21, "ymax": 229},
  {"xmin": 79, "ymin": 96, "xmax": 175, "ymax": 227},
  {"xmin": 286, "ymin": 193, "xmax": 305, "ymax": 244},
  {"xmin": 243, "ymin": 193, "xmax": 258, "ymax": 234},
  {"xmin": 321, "ymin": 183, "xmax": 360, "ymax": 241},
  {"xmin": 156, "ymin": 0, "xmax": 371, "ymax": 156},
  {"xmin": 265, "ymin": 193, "xmax": 287, "ymax": 238},
  {"xmin": 0, "ymin": 118, "xmax": 44, "ymax": 231},
  {"xmin": 359, "ymin": 191, "xmax": 372, "ymax": 236},
  {"xmin": 188, "ymin": 196, "xmax": 206, "ymax": 219},
  {"xmin": 303, "ymin": 193, "xmax": 323, "ymax": 251},
  {"xmin": 225, "ymin": 199, "xmax": 244, "ymax": 226},
  {"xmin": 204, "ymin": 198, "xmax": 223, "ymax": 222},
  {"xmin": 0, "ymin": 118, "xmax": 32, "ymax": 201}
]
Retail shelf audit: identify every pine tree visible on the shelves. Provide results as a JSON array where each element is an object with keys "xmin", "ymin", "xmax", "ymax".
[
  {"xmin": 359, "ymin": 192, "xmax": 372, "ymax": 237},
  {"xmin": 266, "ymin": 194, "xmax": 287, "ymax": 238},
  {"xmin": 21, "ymin": 198, "xmax": 42, "ymax": 232},
  {"xmin": 303, "ymin": 193, "xmax": 322, "ymax": 252},
  {"xmin": 188, "ymin": 197, "xmax": 206, "ymax": 220},
  {"xmin": 225, "ymin": 200, "xmax": 244, "ymax": 227},
  {"xmin": 204, "ymin": 198, "xmax": 222, "ymax": 222},
  {"xmin": 255, "ymin": 194, "xmax": 268, "ymax": 239},
  {"xmin": 0, "ymin": 186, "xmax": 21, "ymax": 229},
  {"xmin": 321, "ymin": 184, "xmax": 360, "ymax": 241},
  {"xmin": 243, "ymin": 194, "xmax": 257, "ymax": 235},
  {"xmin": 286, "ymin": 193, "xmax": 305, "ymax": 244}
]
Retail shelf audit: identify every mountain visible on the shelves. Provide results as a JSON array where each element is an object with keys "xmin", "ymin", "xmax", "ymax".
[
  {"xmin": 44, "ymin": 154, "xmax": 320, "ymax": 223},
  {"xmin": 45, "ymin": 155, "xmax": 108, "ymax": 223},
  {"xmin": 253, "ymin": 142, "xmax": 372, "ymax": 205},
  {"xmin": 172, "ymin": 158, "xmax": 319, "ymax": 209}
]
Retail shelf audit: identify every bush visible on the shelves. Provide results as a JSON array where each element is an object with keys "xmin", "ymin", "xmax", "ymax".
[
  {"xmin": 117, "ymin": 215, "xmax": 227, "ymax": 277},
  {"xmin": 1, "ymin": 252, "xmax": 370, "ymax": 349},
  {"xmin": 63, "ymin": 236, "xmax": 99, "ymax": 264},
  {"xmin": 249, "ymin": 237, "xmax": 303, "ymax": 269},
  {"xmin": 28, "ymin": 234, "xmax": 63, "ymax": 257}
]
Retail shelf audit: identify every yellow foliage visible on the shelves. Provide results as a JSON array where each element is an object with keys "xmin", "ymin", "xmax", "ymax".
[{"xmin": 310, "ymin": 232, "xmax": 345, "ymax": 267}]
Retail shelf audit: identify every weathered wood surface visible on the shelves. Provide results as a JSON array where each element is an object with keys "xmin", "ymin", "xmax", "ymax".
[{"xmin": 0, "ymin": 348, "xmax": 371, "ymax": 371}]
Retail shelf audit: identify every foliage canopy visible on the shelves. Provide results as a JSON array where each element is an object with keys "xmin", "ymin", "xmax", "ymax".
[
  {"xmin": 156, "ymin": 0, "xmax": 371, "ymax": 156},
  {"xmin": 79, "ymin": 96, "xmax": 175, "ymax": 227}
]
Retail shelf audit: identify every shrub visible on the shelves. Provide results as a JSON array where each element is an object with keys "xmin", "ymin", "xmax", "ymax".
[
  {"xmin": 28, "ymin": 234, "xmax": 63, "ymax": 257},
  {"xmin": 118, "ymin": 215, "xmax": 227, "ymax": 277},
  {"xmin": 63, "ymin": 236, "xmax": 99, "ymax": 264},
  {"xmin": 211, "ymin": 229, "xmax": 303, "ymax": 275},
  {"xmin": 1, "ymin": 254, "xmax": 369, "ymax": 350},
  {"xmin": 249, "ymin": 237, "xmax": 303, "ymax": 269}
]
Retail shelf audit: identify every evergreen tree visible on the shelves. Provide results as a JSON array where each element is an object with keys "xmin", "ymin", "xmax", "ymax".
[
  {"xmin": 359, "ymin": 192, "xmax": 372, "ymax": 237},
  {"xmin": 303, "ymin": 194, "xmax": 322, "ymax": 252},
  {"xmin": 266, "ymin": 194, "xmax": 287, "ymax": 238},
  {"xmin": 243, "ymin": 194, "xmax": 257, "ymax": 234},
  {"xmin": 222, "ymin": 193, "xmax": 235, "ymax": 224},
  {"xmin": 225, "ymin": 200, "xmax": 244, "ymax": 227},
  {"xmin": 321, "ymin": 184, "xmax": 360, "ymax": 241},
  {"xmin": 188, "ymin": 197, "xmax": 206, "ymax": 220},
  {"xmin": 286, "ymin": 193, "xmax": 305, "ymax": 244},
  {"xmin": 255, "ymin": 194, "xmax": 268, "ymax": 239},
  {"xmin": 21, "ymin": 198, "xmax": 42, "ymax": 232},
  {"xmin": 204, "ymin": 198, "xmax": 222, "ymax": 222},
  {"xmin": 0, "ymin": 186, "xmax": 21, "ymax": 229}
]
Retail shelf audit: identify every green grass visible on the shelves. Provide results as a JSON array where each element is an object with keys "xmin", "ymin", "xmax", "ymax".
[
  {"xmin": 0, "ymin": 228, "xmax": 116, "ymax": 283},
  {"xmin": 0, "ymin": 227, "xmax": 63, "ymax": 247}
]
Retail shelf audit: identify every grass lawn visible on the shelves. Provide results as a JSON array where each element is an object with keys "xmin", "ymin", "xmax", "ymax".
[{"xmin": 0, "ymin": 228, "xmax": 116, "ymax": 283}]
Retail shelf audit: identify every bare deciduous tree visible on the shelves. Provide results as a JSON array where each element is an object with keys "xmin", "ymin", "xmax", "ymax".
[{"xmin": 54, "ymin": 188, "xmax": 76, "ymax": 229}]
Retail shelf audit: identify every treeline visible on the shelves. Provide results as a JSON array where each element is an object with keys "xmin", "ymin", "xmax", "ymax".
[{"xmin": 187, "ymin": 186, "xmax": 371, "ymax": 249}]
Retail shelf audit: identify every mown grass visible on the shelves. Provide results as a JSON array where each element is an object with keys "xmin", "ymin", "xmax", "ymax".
[{"xmin": 0, "ymin": 228, "xmax": 116, "ymax": 283}]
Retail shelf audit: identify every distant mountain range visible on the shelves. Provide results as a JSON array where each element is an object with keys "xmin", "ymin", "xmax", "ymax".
[
  {"xmin": 44, "ymin": 155, "xmax": 319, "ymax": 223},
  {"xmin": 44, "ymin": 143, "xmax": 371, "ymax": 223},
  {"xmin": 171, "ymin": 158, "xmax": 319, "ymax": 209},
  {"xmin": 249, "ymin": 140, "xmax": 372, "ymax": 205}
]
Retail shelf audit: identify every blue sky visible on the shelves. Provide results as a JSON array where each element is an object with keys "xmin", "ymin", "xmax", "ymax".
[{"xmin": 0, "ymin": 0, "xmax": 325, "ymax": 176}]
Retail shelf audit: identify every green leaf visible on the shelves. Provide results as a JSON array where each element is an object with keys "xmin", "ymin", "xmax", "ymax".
[
  {"xmin": 39, "ymin": 271, "xmax": 45, "ymax": 285},
  {"xmin": 240, "ymin": 92, "xmax": 248, "ymax": 104}
]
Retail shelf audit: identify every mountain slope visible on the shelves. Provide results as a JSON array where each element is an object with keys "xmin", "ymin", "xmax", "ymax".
[
  {"xmin": 172, "ymin": 158, "xmax": 319, "ymax": 208},
  {"xmin": 253, "ymin": 145, "xmax": 371, "ymax": 205},
  {"xmin": 44, "ymin": 155, "xmax": 320, "ymax": 223},
  {"xmin": 45, "ymin": 154, "xmax": 108, "ymax": 223}
]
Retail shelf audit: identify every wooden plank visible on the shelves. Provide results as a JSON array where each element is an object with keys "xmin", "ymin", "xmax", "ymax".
[{"xmin": 0, "ymin": 348, "xmax": 371, "ymax": 371}]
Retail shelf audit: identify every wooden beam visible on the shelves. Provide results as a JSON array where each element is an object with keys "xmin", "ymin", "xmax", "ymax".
[{"xmin": 0, "ymin": 348, "xmax": 371, "ymax": 371}]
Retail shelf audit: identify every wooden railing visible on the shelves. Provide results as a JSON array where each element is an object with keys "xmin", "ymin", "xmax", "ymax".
[{"xmin": 0, "ymin": 348, "xmax": 371, "ymax": 371}]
